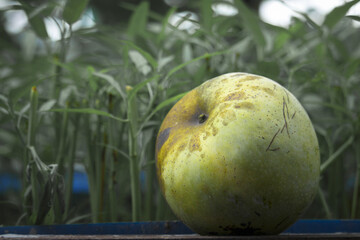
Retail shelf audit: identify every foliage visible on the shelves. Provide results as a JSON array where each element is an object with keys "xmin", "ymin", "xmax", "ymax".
[{"xmin": 0, "ymin": 0, "xmax": 360, "ymax": 225}]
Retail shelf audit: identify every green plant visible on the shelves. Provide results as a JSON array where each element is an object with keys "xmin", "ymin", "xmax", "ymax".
[{"xmin": 0, "ymin": 0, "xmax": 359, "ymax": 225}]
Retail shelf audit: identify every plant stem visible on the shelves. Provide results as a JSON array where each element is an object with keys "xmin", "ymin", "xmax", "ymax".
[
  {"xmin": 56, "ymin": 101, "xmax": 69, "ymax": 173},
  {"xmin": 320, "ymin": 135, "xmax": 354, "ymax": 172},
  {"xmin": 318, "ymin": 187, "xmax": 332, "ymax": 219},
  {"xmin": 127, "ymin": 86, "xmax": 141, "ymax": 221},
  {"xmin": 107, "ymin": 93, "xmax": 117, "ymax": 222},
  {"xmin": 351, "ymin": 142, "xmax": 360, "ymax": 218},
  {"xmin": 27, "ymin": 86, "xmax": 39, "ymax": 223},
  {"xmin": 63, "ymin": 116, "xmax": 79, "ymax": 221}
]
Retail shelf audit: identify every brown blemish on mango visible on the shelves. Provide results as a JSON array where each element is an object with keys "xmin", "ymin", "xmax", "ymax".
[
  {"xmin": 224, "ymin": 92, "xmax": 245, "ymax": 101},
  {"xmin": 250, "ymin": 86, "xmax": 275, "ymax": 96},
  {"xmin": 212, "ymin": 127, "xmax": 218, "ymax": 136},
  {"xmin": 234, "ymin": 102, "xmax": 255, "ymax": 109},
  {"xmin": 189, "ymin": 134, "xmax": 202, "ymax": 152}
]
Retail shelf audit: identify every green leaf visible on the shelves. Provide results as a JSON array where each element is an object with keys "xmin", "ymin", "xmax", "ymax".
[
  {"xmin": 122, "ymin": 40, "xmax": 158, "ymax": 69},
  {"xmin": 201, "ymin": 0, "xmax": 213, "ymax": 32},
  {"xmin": 347, "ymin": 15, "xmax": 360, "ymax": 22},
  {"xmin": 151, "ymin": 92, "xmax": 187, "ymax": 116},
  {"xmin": 27, "ymin": 9, "xmax": 48, "ymax": 39},
  {"xmin": 323, "ymin": 0, "xmax": 360, "ymax": 29},
  {"xmin": 234, "ymin": 0, "xmax": 266, "ymax": 47},
  {"xmin": 47, "ymin": 108, "xmax": 128, "ymax": 123},
  {"xmin": 128, "ymin": 75, "xmax": 160, "ymax": 102},
  {"xmin": 157, "ymin": 7, "xmax": 177, "ymax": 44},
  {"xmin": 164, "ymin": 50, "xmax": 228, "ymax": 82},
  {"xmin": 63, "ymin": 0, "xmax": 89, "ymax": 25},
  {"xmin": 138, "ymin": 92, "xmax": 188, "ymax": 134},
  {"xmin": 127, "ymin": 1, "xmax": 149, "ymax": 38},
  {"xmin": 128, "ymin": 50, "xmax": 152, "ymax": 75},
  {"xmin": 93, "ymin": 72, "xmax": 126, "ymax": 100},
  {"xmin": 9, "ymin": 75, "xmax": 53, "ymax": 107}
]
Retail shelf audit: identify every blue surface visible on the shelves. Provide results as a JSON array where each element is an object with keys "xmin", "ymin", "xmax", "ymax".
[
  {"xmin": 0, "ymin": 173, "xmax": 21, "ymax": 192},
  {"xmin": 0, "ymin": 220, "xmax": 359, "ymax": 235},
  {"xmin": 0, "ymin": 172, "xmax": 89, "ymax": 194},
  {"xmin": 71, "ymin": 171, "xmax": 89, "ymax": 194}
]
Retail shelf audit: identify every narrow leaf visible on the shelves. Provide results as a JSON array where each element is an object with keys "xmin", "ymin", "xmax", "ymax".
[
  {"xmin": 63, "ymin": 0, "xmax": 89, "ymax": 25},
  {"xmin": 128, "ymin": 75, "xmax": 160, "ymax": 102},
  {"xmin": 323, "ymin": 0, "xmax": 360, "ymax": 29},
  {"xmin": 157, "ymin": 7, "xmax": 177, "ymax": 44},
  {"xmin": 122, "ymin": 40, "xmax": 158, "ymax": 69},
  {"xmin": 234, "ymin": 0, "xmax": 266, "ymax": 47},
  {"xmin": 48, "ymin": 108, "xmax": 128, "ymax": 123},
  {"xmin": 164, "ymin": 50, "xmax": 228, "ymax": 82},
  {"xmin": 93, "ymin": 72, "xmax": 126, "ymax": 100},
  {"xmin": 347, "ymin": 15, "xmax": 360, "ymax": 22},
  {"xmin": 201, "ymin": 0, "xmax": 212, "ymax": 32},
  {"xmin": 138, "ymin": 92, "xmax": 188, "ymax": 134},
  {"xmin": 127, "ymin": 1, "xmax": 149, "ymax": 37},
  {"xmin": 27, "ymin": 11, "xmax": 48, "ymax": 38},
  {"xmin": 9, "ymin": 75, "xmax": 54, "ymax": 107},
  {"xmin": 39, "ymin": 99, "xmax": 57, "ymax": 112},
  {"xmin": 128, "ymin": 50, "xmax": 152, "ymax": 76}
]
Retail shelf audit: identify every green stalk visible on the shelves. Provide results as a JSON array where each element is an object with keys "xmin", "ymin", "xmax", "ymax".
[
  {"xmin": 320, "ymin": 135, "xmax": 354, "ymax": 172},
  {"xmin": 63, "ymin": 116, "xmax": 79, "ymax": 221},
  {"xmin": 127, "ymin": 86, "xmax": 141, "ymax": 221},
  {"xmin": 27, "ymin": 87, "xmax": 38, "ymax": 156},
  {"xmin": 56, "ymin": 101, "xmax": 69, "ymax": 173},
  {"xmin": 83, "ymin": 107, "xmax": 98, "ymax": 223},
  {"xmin": 27, "ymin": 86, "xmax": 39, "ymax": 223},
  {"xmin": 318, "ymin": 187, "xmax": 332, "ymax": 219},
  {"xmin": 351, "ymin": 142, "xmax": 360, "ymax": 219},
  {"xmin": 107, "ymin": 93, "xmax": 117, "ymax": 221},
  {"xmin": 99, "ymin": 131, "xmax": 107, "ymax": 222},
  {"xmin": 144, "ymin": 134, "xmax": 155, "ymax": 221}
]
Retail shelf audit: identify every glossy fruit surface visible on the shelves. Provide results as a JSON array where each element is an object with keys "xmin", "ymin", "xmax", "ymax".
[{"xmin": 155, "ymin": 72, "xmax": 320, "ymax": 235}]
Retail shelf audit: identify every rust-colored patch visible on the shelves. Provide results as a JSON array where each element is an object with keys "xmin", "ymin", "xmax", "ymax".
[
  {"xmin": 234, "ymin": 102, "xmax": 255, "ymax": 109},
  {"xmin": 203, "ymin": 131, "xmax": 210, "ymax": 141},
  {"xmin": 212, "ymin": 125, "xmax": 219, "ymax": 136},
  {"xmin": 224, "ymin": 91, "xmax": 245, "ymax": 101},
  {"xmin": 250, "ymin": 86, "xmax": 275, "ymax": 96},
  {"xmin": 263, "ymin": 87, "xmax": 275, "ymax": 96},
  {"xmin": 189, "ymin": 134, "xmax": 202, "ymax": 152}
]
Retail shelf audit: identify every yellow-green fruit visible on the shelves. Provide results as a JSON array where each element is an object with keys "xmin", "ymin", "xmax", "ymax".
[{"xmin": 155, "ymin": 73, "xmax": 320, "ymax": 235}]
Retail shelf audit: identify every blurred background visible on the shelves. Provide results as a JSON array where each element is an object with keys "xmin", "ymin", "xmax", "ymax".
[{"xmin": 0, "ymin": 0, "xmax": 360, "ymax": 226}]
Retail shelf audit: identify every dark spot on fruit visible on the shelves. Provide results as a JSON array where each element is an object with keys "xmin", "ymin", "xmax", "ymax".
[
  {"xmin": 234, "ymin": 102, "xmax": 255, "ymax": 109},
  {"xmin": 156, "ymin": 127, "xmax": 171, "ymax": 152},
  {"xmin": 189, "ymin": 134, "xmax": 202, "ymax": 152},
  {"xmin": 263, "ymin": 88, "xmax": 274, "ymax": 96},
  {"xmin": 224, "ymin": 92, "xmax": 245, "ymax": 101},
  {"xmin": 212, "ymin": 126, "xmax": 218, "ymax": 136},
  {"xmin": 198, "ymin": 113, "xmax": 208, "ymax": 124}
]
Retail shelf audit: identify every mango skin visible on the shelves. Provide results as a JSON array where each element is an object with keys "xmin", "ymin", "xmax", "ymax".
[{"xmin": 155, "ymin": 73, "xmax": 320, "ymax": 235}]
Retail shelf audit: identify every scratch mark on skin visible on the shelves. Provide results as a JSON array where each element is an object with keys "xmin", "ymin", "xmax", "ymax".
[
  {"xmin": 281, "ymin": 97, "xmax": 290, "ymax": 138},
  {"xmin": 266, "ymin": 128, "xmax": 280, "ymax": 152},
  {"xmin": 284, "ymin": 89, "xmax": 290, "ymax": 103},
  {"xmin": 275, "ymin": 216, "xmax": 290, "ymax": 229},
  {"xmin": 291, "ymin": 111, "xmax": 296, "ymax": 119}
]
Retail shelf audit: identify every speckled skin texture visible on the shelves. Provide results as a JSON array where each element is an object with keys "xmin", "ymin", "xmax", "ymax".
[{"xmin": 155, "ymin": 73, "xmax": 320, "ymax": 235}]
